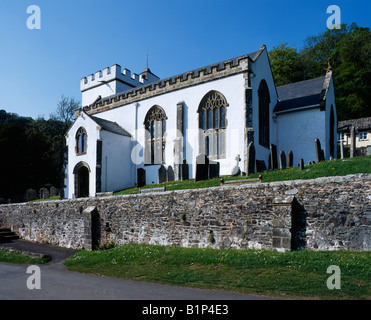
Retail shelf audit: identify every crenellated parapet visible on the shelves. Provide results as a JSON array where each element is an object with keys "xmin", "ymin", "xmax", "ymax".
[
  {"xmin": 80, "ymin": 47, "xmax": 265, "ymax": 115},
  {"xmin": 80, "ymin": 64, "xmax": 146, "ymax": 92}
]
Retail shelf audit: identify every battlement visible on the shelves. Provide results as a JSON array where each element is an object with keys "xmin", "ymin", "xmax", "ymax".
[
  {"xmin": 80, "ymin": 64, "xmax": 152, "ymax": 92},
  {"xmin": 81, "ymin": 47, "xmax": 266, "ymax": 112}
]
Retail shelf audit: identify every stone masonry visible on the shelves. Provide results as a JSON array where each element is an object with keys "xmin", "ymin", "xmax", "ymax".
[{"xmin": 0, "ymin": 174, "xmax": 370, "ymax": 251}]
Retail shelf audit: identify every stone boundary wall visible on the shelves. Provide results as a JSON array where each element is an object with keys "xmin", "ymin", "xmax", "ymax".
[{"xmin": 0, "ymin": 174, "xmax": 370, "ymax": 251}]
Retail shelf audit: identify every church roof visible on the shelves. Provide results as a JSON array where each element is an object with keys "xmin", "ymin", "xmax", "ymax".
[
  {"xmin": 90, "ymin": 115, "xmax": 131, "ymax": 137},
  {"xmin": 274, "ymin": 76, "xmax": 327, "ymax": 113}
]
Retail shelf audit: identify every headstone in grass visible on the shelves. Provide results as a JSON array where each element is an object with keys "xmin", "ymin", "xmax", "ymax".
[
  {"xmin": 39, "ymin": 188, "xmax": 49, "ymax": 199},
  {"xmin": 50, "ymin": 186, "xmax": 59, "ymax": 197},
  {"xmin": 270, "ymin": 144, "xmax": 278, "ymax": 169},
  {"xmin": 300, "ymin": 158, "xmax": 304, "ymax": 170},
  {"xmin": 209, "ymin": 159, "xmax": 220, "ymax": 179},
  {"xmin": 246, "ymin": 143, "xmax": 255, "ymax": 176},
  {"xmin": 167, "ymin": 165, "xmax": 175, "ymax": 182},
  {"xmin": 315, "ymin": 138, "xmax": 325, "ymax": 163},
  {"xmin": 268, "ymin": 152, "xmax": 271, "ymax": 170},
  {"xmin": 256, "ymin": 160, "xmax": 267, "ymax": 172},
  {"xmin": 195, "ymin": 154, "xmax": 209, "ymax": 182},
  {"xmin": 279, "ymin": 151, "xmax": 286, "ymax": 169},
  {"xmin": 26, "ymin": 188, "xmax": 37, "ymax": 201},
  {"xmin": 287, "ymin": 150, "xmax": 293, "ymax": 168},
  {"xmin": 350, "ymin": 126, "xmax": 356, "ymax": 158},
  {"xmin": 137, "ymin": 168, "xmax": 146, "ymax": 188},
  {"xmin": 181, "ymin": 159, "xmax": 189, "ymax": 181},
  {"xmin": 158, "ymin": 165, "xmax": 168, "ymax": 184}
]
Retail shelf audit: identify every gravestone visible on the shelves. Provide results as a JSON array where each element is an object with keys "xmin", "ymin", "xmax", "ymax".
[
  {"xmin": 246, "ymin": 143, "xmax": 255, "ymax": 176},
  {"xmin": 209, "ymin": 160, "xmax": 220, "ymax": 179},
  {"xmin": 26, "ymin": 188, "xmax": 37, "ymax": 201},
  {"xmin": 300, "ymin": 158, "xmax": 304, "ymax": 170},
  {"xmin": 287, "ymin": 150, "xmax": 293, "ymax": 168},
  {"xmin": 268, "ymin": 152, "xmax": 271, "ymax": 170},
  {"xmin": 195, "ymin": 154, "xmax": 209, "ymax": 182},
  {"xmin": 137, "ymin": 168, "xmax": 146, "ymax": 188},
  {"xmin": 279, "ymin": 151, "xmax": 286, "ymax": 169},
  {"xmin": 39, "ymin": 188, "xmax": 49, "ymax": 199},
  {"xmin": 350, "ymin": 126, "xmax": 356, "ymax": 158},
  {"xmin": 270, "ymin": 144, "xmax": 278, "ymax": 170},
  {"xmin": 158, "ymin": 165, "xmax": 168, "ymax": 184},
  {"xmin": 181, "ymin": 159, "xmax": 189, "ymax": 181},
  {"xmin": 315, "ymin": 139, "xmax": 325, "ymax": 163},
  {"xmin": 340, "ymin": 141, "xmax": 344, "ymax": 159},
  {"xmin": 256, "ymin": 160, "xmax": 267, "ymax": 172},
  {"xmin": 231, "ymin": 154, "xmax": 241, "ymax": 176},
  {"xmin": 167, "ymin": 165, "xmax": 175, "ymax": 182},
  {"xmin": 50, "ymin": 186, "xmax": 59, "ymax": 197}
]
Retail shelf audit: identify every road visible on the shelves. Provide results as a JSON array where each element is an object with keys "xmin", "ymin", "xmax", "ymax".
[{"xmin": 0, "ymin": 262, "xmax": 275, "ymax": 300}]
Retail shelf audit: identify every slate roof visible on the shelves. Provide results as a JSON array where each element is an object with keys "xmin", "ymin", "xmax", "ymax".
[
  {"xmin": 90, "ymin": 115, "xmax": 131, "ymax": 137},
  {"xmin": 274, "ymin": 76, "xmax": 327, "ymax": 113},
  {"xmin": 338, "ymin": 117, "xmax": 371, "ymax": 132}
]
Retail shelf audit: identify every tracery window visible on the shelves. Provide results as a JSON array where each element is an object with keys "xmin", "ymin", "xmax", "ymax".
[
  {"xmin": 144, "ymin": 105, "xmax": 167, "ymax": 165},
  {"xmin": 76, "ymin": 127, "xmax": 87, "ymax": 155},
  {"xmin": 258, "ymin": 80, "xmax": 270, "ymax": 148},
  {"xmin": 198, "ymin": 91, "xmax": 228, "ymax": 158}
]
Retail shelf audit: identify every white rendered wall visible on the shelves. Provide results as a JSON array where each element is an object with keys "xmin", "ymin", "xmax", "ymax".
[
  {"xmin": 100, "ymin": 130, "xmax": 133, "ymax": 192},
  {"xmin": 276, "ymin": 108, "xmax": 326, "ymax": 165},
  {"xmin": 66, "ymin": 112, "xmax": 100, "ymax": 198},
  {"xmin": 248, "ymin": 49, "xmax": 278, "ymax": 167},
  {"xmin": 95, "ymin": 72, "xmax": 247, "ymax": 183}
]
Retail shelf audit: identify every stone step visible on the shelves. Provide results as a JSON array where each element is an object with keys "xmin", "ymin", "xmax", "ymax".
[
  {"xmin": 0, "ymin": 234, "xmax": 19, "ymax": 241},
  {"xmin": 0, "ymin": 228, "xmax": 19, "ymax": 242}
]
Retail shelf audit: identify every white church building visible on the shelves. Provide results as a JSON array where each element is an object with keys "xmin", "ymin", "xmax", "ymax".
[{"xmin": 65, "ymin": 45, "xmax": 337, "ymax": 199}]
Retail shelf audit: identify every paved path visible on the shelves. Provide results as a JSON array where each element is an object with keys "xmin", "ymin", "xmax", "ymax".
[{"xmin": 0, "ymin": 240, "xmax": 276, "ymax": 300}]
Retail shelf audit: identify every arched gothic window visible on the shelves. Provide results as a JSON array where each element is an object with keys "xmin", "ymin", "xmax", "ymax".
[
  {"xmin": 258, "ymin": 80, "xmax": 270, "ymax": 148},
  {"xmin": 144, "ymin": 105, "xmax": 167, "ymax": 165},
  {"xmin": 76, "ymin": 127, "xmax": 87, "ymax": 155},
  {"xmin": 198, "ymin": 91, "xmax": 228, "ymax": 158}
]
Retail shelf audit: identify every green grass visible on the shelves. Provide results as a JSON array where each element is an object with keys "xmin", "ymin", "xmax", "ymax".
[
  {"xmin": 0, "ymin": 249, "xmax": 50, "ymax": 264},
  {"xmin": 65, "ymin": 244, "xmax": 371, "ymax": 300},
  {"xmin": 29, "ymin": 196, "xmax": 60, "ymax": 203},
  {"xmin": 115, "ymin": 156, "xmax": 371, "ymax": 195}
]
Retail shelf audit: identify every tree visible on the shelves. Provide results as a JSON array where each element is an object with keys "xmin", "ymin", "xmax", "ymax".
[
  {"xmin": 49, "ymin": 95, "xmax": 80, "ymax": 127},
  {"xmin": 269, "ymin": 23, "xmax": 371, "ymax": 120},
  {"xmin": 268, "ymin": 43, "xmax": 305, "ymax": 86},
  {"xmin": 0, "ymin": 110, "xmax": 67, "ymax": 201}
]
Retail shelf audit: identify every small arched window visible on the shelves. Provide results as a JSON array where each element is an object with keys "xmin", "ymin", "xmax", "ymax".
[
  {"xmin": 76, "ymin": 127, "xmax": 87, "ymax": 155},
  {"xmin": 198, "ymin": 91, "xmax": 228, "ymax": 158},
  {"xmin": 144, "ymin": 105, "xmax": 167, "ymax": 165}
]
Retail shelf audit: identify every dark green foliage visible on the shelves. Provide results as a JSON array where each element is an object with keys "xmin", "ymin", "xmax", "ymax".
[
  {"xmin": 0, "ymin": 110, "xmax": 68, "ymax": 201},
  {"xmin": 269, "ymin": 23, "xmax": 371, "ymax": 121}
]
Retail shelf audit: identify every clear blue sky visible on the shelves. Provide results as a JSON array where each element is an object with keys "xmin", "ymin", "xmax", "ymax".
[{"xmin": 0, "ymin": 0, "xmax": 370, "ymax": 119}]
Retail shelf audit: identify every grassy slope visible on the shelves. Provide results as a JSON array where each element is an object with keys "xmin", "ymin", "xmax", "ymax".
[
  {"xmin": 65, "ymin": 244, "xmax": 371, "ymax": 300},
  {"xmin": 115, "ymin": 156, "xmax": 371, "ymax": 195}
]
